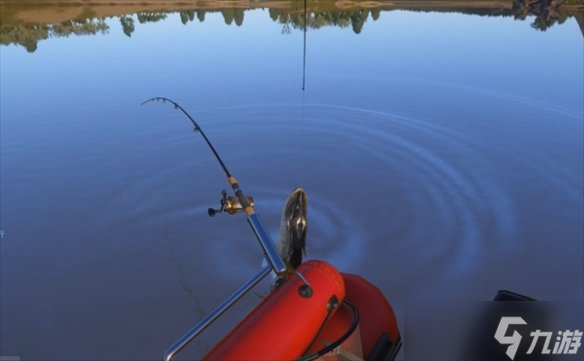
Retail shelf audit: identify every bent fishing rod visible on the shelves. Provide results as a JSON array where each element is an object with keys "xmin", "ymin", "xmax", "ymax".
[
  {"xmin": 142, "ymin": 97, "xmax": 287, "ymax": 276},
  {"xmin": 143, "ymin": 97, "xmax": 289, "ymax": 361}
]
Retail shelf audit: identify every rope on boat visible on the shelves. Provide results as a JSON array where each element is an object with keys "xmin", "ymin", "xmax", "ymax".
[{"xmin": 295, "ymin": 300, "xmax": 360, "ymax": 361}]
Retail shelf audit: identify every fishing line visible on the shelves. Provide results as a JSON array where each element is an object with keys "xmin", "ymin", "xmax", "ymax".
[
  {"xmin": 299, "ymin": 0, "xmax": 307, "ymax": 187},
  {"xmin": 302, "ymin": 0, "xmax": 307, "ymax": 92}
]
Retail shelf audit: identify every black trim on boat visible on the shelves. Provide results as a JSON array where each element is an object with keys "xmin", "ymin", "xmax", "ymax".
[{"xmin": 367, "ymin": 332, "xmax": 402, "ymax": 361}]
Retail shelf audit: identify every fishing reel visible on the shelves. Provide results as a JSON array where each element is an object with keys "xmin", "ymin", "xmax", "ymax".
[{"xmin": 208, "ymin": 190, "xmax": 254, "ymax": 217}]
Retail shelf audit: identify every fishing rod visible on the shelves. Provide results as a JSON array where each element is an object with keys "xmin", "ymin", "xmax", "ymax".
[
  {"xmin": 141, "ymin": 97, "xmax": 287, "ymax": 275},
  {"xmin": 143, "ymin": 97, "xmax": 289, "ymax": 361}
]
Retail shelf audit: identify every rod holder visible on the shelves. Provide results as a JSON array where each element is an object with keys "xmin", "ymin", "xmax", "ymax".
[{"xmin": 247, "ymin": 213, "xmax": 288, "ymax": 275}]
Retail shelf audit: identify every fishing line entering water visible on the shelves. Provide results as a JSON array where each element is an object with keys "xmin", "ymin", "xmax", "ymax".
[{"xmin": 299, "ymin": 0, "xmax": 308, "ymax": 188}]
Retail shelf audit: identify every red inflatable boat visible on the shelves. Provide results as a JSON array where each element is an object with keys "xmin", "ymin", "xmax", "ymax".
[
  {"xmin": 164, "ymin": 258, "xmax": 401, "ymax": 361},
  {"xmin": 203, "ymin": 260, "xmax": 402, "ymax": 361}
]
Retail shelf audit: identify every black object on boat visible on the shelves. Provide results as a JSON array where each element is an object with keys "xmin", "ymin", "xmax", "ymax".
[{"xmin": 493, "ymin": 289, "xmax": 537, "ymax": 301}]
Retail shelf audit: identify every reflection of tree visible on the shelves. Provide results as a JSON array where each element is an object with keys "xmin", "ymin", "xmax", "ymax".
[
  {"xmin": 179, "ymin": 10, "xmax": 208, "ymax": 25},
  {"xmin": 511, "ymin": 0, "xmax": 570, "ymax": 31},
  {"xmin": 351, "ymin": 10, "xmax": 368, "ymax": 34},
  {"xmin": 120, "ymin": 16, "xmax": 134, "ymax": 37},
  {"xmin": 268, "ymin": 9, "xmax": 381, "ymax": 34},
  {"xmin": 531, "ymin": 15, "xmax": 561, "ymax": 30},
  {"xmin": 0, "ymin": 18, "xmax": 108, "ymax": 53},
  {"xmin": 137, "ymin": 12, "xmax": 167, "ymax": 24},
  {"xmin": 180, "ymin": 11, "xmax": 196, "ymax": 25},
  {"xmin": 234, "ymin": 9, "xmax": 245, "ymax": 26},
  {"xmin": 0, "ymin": 24, "xmax": 48, "ymax": 52},
  {"xmin": 1, "ymin": 2, "xmax": 581, "ymax": 53},
  {"xmin": 51, "ymin": 18, "xmax": 109, "ymax": 37},
  {"xmin": 197, "ymin": 10, "xmax": 206, "ymax": 22},
  {"xmin": 269, "ymin": 8, "xmax": 279, "ymax": 22},
  {"xmin": 222, "ymin": 9, "xmax": 235, "ymax": 25},
  {"xmin": 220, "ymin": 8, "xmax": 245, "ymax": 26}
]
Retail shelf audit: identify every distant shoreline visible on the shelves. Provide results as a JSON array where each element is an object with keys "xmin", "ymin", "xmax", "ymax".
[{"xmin": 5, "ymin": 0, "xmax": 581, "ymax": 25}]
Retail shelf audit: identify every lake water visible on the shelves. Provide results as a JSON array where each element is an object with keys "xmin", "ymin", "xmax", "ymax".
[{"xmin": 1, "ymin": 1, "xmax": 583, "ymax": 360}]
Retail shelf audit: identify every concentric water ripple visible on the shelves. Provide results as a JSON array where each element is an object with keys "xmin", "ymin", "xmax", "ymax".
[{"xmin": 95, "ymin": 90, "xmax": 582, "ymax": 301}]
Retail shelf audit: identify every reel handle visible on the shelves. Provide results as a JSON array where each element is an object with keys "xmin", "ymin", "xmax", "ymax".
[{"xmin": 208, "ymin": 190, "xmax": 254, "ymax": 217}]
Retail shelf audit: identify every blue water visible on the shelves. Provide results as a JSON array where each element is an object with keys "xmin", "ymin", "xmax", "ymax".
[{"xmin": 1, "ymin": 6, "xmax": 583, "ymax": 360}]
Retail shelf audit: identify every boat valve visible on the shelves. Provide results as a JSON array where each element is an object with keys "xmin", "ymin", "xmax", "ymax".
[{"xmin": 208, "ymin": 190, "xmax": 254, "ymax": 217}]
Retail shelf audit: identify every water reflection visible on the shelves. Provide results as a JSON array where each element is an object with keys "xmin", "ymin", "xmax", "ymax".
[
  {"xmin": 1, "ymin": 0, "xmax": 582, "ymax": 52},
  {"xmin": 1, "ymin": 18, "xmax": 109, "ymax": 53},
  {"xmin": 1, "ymin": 0, "xmax": 582, "ymax": 358}
]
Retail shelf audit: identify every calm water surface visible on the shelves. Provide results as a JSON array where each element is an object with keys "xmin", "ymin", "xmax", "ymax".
[{"xmin": 1, "ymin": 2, "xmax": 583, "ymax": 360}]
